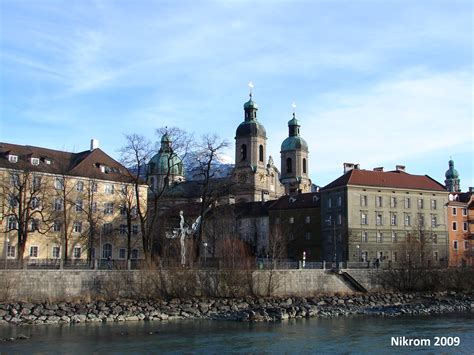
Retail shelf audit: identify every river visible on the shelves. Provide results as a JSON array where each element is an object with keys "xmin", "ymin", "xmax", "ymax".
[{"xmin": 1, "ymin": 313, "xmax": 473, "ymax": 353}]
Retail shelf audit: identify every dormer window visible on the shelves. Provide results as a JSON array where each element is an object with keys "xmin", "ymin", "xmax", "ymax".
[
  {"xmin": 31, "ymin": 157, "xmax": 40, "ymax": 166},
  {"xmin": 8, "ymin": 155, "xmax": 18, "ymax": 163},
  {"xmin": 42, "ymin": 157, "xmax": 52, "ymax": 165}
]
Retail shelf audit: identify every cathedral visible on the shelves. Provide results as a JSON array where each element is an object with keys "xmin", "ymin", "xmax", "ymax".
[{"xmin": 147, "ymin": 86, "xmax": 313, "ymax": 203}]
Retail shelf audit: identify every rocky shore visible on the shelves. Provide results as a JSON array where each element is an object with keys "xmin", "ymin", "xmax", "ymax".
[{"xmin": 0, "ymin": 292, "xmax": 472, "ymax": 330}]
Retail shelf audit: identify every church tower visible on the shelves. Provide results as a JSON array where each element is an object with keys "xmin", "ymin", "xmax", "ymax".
[
  {"xmin": 445, "ymin": 159, "xmax": 461, "ymax": 192},
  {"xmin": 234, "ymin": 83, "xmax": 284, "ymax": 202},
  {"xmin": 280, "ymin": 105, "xmax": 311, "ymax": 194},
  {"xmin": 147, "ymin": 133, "xmax": 184, "ymax": 193}
]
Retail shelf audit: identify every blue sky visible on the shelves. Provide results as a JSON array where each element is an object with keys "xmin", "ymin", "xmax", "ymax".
[{"xmin": 1, "ymin": 0, "xmax": 472, "ymax": 189}]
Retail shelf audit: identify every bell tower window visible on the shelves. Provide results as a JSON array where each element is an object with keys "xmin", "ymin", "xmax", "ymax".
[
  {"xmin": 303, "ymin": 158, "xmax": 307, "ymax": 174},
  {"xmin": 286, "ymin": 158, "xmax": 292, "ymax": 173},
  {"xmin": 259, "ymin": 145, "xmax": 264, "ymax": 162},
  {"xmin": 241, "ymin": 144, "xmax": 247, "ymax": 161}
]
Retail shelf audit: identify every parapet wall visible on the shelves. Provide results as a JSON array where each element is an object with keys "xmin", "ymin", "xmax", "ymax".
[{"xmin": 0, "ymin": 269, "xmax": 379, "ymax": 302}]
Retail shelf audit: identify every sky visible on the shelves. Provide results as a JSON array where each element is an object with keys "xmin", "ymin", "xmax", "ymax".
[{"xmin": 0, "ymin": 0, "xmax": 472, "ymax": 190}]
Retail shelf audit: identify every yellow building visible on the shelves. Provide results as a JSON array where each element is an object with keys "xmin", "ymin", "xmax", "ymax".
[{"xmin": 0, "ymin": 140, "xmax": 148, "ymax": 264}]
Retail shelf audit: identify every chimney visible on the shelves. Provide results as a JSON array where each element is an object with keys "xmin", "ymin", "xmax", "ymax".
[
  {"xmin": 344, "ymin": 163, "xmax": 359, "ymax": 174},
  {"xmin": 373, "ymin": 167, "xmax": 384, "ymax": 172},
  {"xmin": 90, "ymin": 139, "xmax": 99, "ymax": 151},
  {"xmin": 469, "ymin": 187, "xmax": 474, "ymax": 193},
  {"xmin": 396, "ymin": 165, "xmax": 406, "ymax": 172}
]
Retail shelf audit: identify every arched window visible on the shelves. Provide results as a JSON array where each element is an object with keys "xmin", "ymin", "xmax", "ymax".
[
  {"xmin": 303, "ymin": 158, "xmax": 307, "ymax": 174},
  {"xmin": 241, "ymin": 144, "xmax": 247, "ymax": 161},
  {"xmin": 259, "ymin": 145, "xmax": 264, "ymax": 162},
  {"xmin": 286, "ymin": 157, "xmax": 292, "ymax": 173},
  {"xmin": 102, "ymin": 243, "xmax": 112, "ymax": 259}
]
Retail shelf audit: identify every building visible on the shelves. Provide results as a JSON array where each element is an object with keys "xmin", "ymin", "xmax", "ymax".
[
  {"xmin": 0, "ymin": 140, "xmax": 148, "ymax": 262},
  {"xmin": 446, "ymin": 191, "xmax": 473, "ymax": 267},
  {"xmin": 320, "ymin": 163, "xmax": 449, "ymax": 267},
  {"xmin": 268, "ymin": 192, "xmax": 322, "ymax": 261}
]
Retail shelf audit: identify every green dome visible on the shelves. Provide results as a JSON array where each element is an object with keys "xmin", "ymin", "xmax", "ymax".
[
  {"xmin": 236, "ymin": 121, "xmax": 266, "ymax": 138},
  {"xmin": 244, "ymin": 99, "xmax": 258, "ymax": 110},
  {"xmin": 288, "ymin": 117, "xmax": 300, "ymax": 126},
  {"xmin": 445, "ymin": 160, "xmax": 459, "ymax": 179},
  {"xmin": 281, "ymin": 136, "xmax": 308, "ymax": 152},
  {"xmin": 148, "ymin": 152, "xmax": 183, "ymax": 176},
  {"xmin": 161, "ymin": 133, "xmax": 171, "ymax": 144}
]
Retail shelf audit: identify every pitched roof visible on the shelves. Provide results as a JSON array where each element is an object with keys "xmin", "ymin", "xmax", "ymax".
[
  {"xmin": 268, "ymin": 192, "xmax": 321, "ymax": 210},
  {"xmin": 0, "ymin": 142, "xmax": 138, "ymax": 184},
  {"xmin": 321, "ymin": 169, "xmax": 446, "ymax": 192}
]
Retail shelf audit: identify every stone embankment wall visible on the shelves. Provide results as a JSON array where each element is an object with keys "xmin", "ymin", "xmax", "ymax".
[{"xmin": 0, "ymin": 269, "xmax": 379, "ymax": 302}]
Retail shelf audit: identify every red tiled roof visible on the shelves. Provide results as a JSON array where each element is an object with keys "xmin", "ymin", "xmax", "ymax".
[
  {"xmin": 321, "ymin": 169, "xmax": 446, "ymax": 192},
  {"xmin": 0, "ymin": 142, "xmax": 139, "ymax": 184}
]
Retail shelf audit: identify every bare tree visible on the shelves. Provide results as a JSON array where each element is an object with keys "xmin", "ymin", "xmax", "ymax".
[{"xmin": 1, "ymin": 169, "xmax": 53, "ymax": 263}]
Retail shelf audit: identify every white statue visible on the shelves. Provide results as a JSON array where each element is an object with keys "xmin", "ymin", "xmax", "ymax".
[{"xmin": 166, "ymin": 210, "xmax": 202, "ymax": 266}]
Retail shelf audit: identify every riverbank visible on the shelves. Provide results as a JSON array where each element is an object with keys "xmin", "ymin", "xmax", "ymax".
[{"xmin": 0, "ymin": 292, "xmax": 472, "ymax": 330}]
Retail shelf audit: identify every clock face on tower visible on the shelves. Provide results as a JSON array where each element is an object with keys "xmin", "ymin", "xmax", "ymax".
[{"xmin": 258, "ymin": 172, "xmax": 266, "ymax": 182}]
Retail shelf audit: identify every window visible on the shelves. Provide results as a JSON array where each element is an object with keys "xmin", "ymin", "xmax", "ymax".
[
  {"xmin": 76, "ymin": 181, "xmax": 84, "ymax": 192},
  {"xmin": 31, "ymin": 157, "xmax": 40, "ymax": 166},
  {"xmin": 377, "ymin": 232, "xmax": 383, "ymax": 243},
  {"xmin": 392, "ymin": 251, "xmax": 398, "ymax": 262},
  {"xmin": 8, "ymin": 154, "xmax": 18, "ymax": 163},
  {"xmin": 240, "ymin": 144, "xmax": 247, "ymax": 161},
  {"xmin": 31, "ymin": 197, "xmax": 40, "ymax": 209},
  {"xmin": 7, "ymin": 245, "xmax": 16, "ymax": 258},
  {"xmin": 91, "ymin": 182, "xmax": 98, "ymax": 192},
  {"xmin": 376, "ymin": 213, "xmax": 383, "ymax": 226},
  {"xmin": 119, "ymin": 248, "xmax": 126, "ymax": 259},
  {"xmin": 303, "ymin": 158, "xmax": 307, "ymax": 174},
  {"xmin": 362, "ymin": 231, "xmax": 368, "ymax": 243},
  {"xmin": 391, "ymin": 231, "xmax": 398, "ymax": 243},
  {"xmin": 361, "ymin": 251, "xmax": 368, "ymax": 262},
  {"xmin": 361, "ymin": 213, "xmax": 368, "ymax": 225},
  {"xmin": 52, "ymin": 246, "xmax": 60, "ymax": 259},
  {"xmin": 337, "ymin": 213, "xmax": 342, "ymax": 225},
  {"xmin": 132, "ymin": 225, "xmax": 139, "ymax": 235},
  {"xmin": 53, "ymin": 221, "xmax": 61, "ymax": 232},
  {"xmin": 73, "ymin": 247, "xmax": 81, "ymax": 259},
  {"xmin": 337, "ymin": 196, "xmax": 342, "ymax": 207},
  {"xmin": 9, "ymin": 194, "xmax": 18, "ymax": 208},
  {"xmin": 75, "ymin": 199, "xmax": 83, "ymax": 212},
  {"xmin": 286, "ymin": 158, "xmax": 292, "ymax": 173},
  {"xmin": 433, "ymin": 251, "xmax": 438, "ymax": 261},
  {"xmin": 10, "ymin": 173, "xmax": 20, "ymax": 187},
  {"xmin": 404, "ymin": 197, "xmax": 411, "ymax": 209},
  {"xmin": 305, "ymin": 232, "xmax": 311, "ymax": 240},
  {"xmin": 391, "ymin": 213, "xmax": 397, "ymax": 226},
  {"xmin": 289, "ymin": 217, "xmax": 294, "ymax": 224},
  {"xmin": 32, "ymin": 176, "xmax": 42, "ymax": 190},
  {"xmin": 327, "ymin": 198, "xmax": 332, "ymax": 209},
  {"xmin": 453, "ymin": 240, "xmax": 458, "ymax": 250},
  {"xmin": 305, "ymin": 216, "xmax": 311, "ymax": 223},
  {"xmin": 462, "ymin": 208, "xmax": 467, "ymax": 216},
  {"xmin": 360, "ymin": 195, "xmax": 368, "ymax": 207},
  {"xmin": 463, "ymin": 222, "xmax": 468, "ymax": 231},
  {"xmin": 404, "ymin": 214, "xmax": 411, "ymax": 226},
  {"xmin": 431, "ymin": 199, "xmax": 437, "ymax": 210},
  {"xmin": 418, "ymin": 198, "xmax": 424, "ymax": 209},
  {"xmin": 7, "ymin": 216, "xmax": 17, "ymax": 230},
  {"xmin": 376, "ymin": 196, "xmax": 383, "ymax": 207},
  {"xmin": 259, "ymin": 145, "xmax": 264, "ymax": 162},
  {"xmin": 418, "ymin": 214, "xmax": 424, "ymax": 226},
  {"xmin": 432, "ymin": 234, "xmax": 438, "ymax": 244},
  {"xmin": 337, "ymin": 232, "xmax": 342, "ymax": 242},
  {"xmin": 431, "ymin": 215, "xmax": 437, "ymax": 228},
  {"xmin": 390, "ymin": 197, "xmax": 397, "ymax": 208},
  {"xmin": 103, "ymin": 223, "xmax": 113, "ymax": 235},
  {"xmin": 91, "ymin": 202, "xmax": 97, "ymax": 213},
  {"xmin": 120, "ymin": 206, "xmax": 127, "ymax": 215},
  {"xmin": 29, "ymin": 219, "xmax": 38, "ymax": 231},
  {"xmin": 452, "ymin": 207, "xmax": 457, "ymax": 216},
  {"xmin": 54, "ymin": 177, "xmax": 64, "ymax": 190},
  {"xmin": 73, "ymin": 221, "xmax": 82, "ymax": 233},
  {"xmin": 326, "ymin": 215, "xmax": 332, "ymax": 225},
  {"xmin": 104, "ymin": 184, "xmax": 114, "ymax": 195},
  {"xmin": 464, "ymin": 241, "xmax": 469, "ymax": 250},
  {"xmin": 102, "ymin": 243, "xmax": 112, "ymax": 259},
  {"xmin": 452, "ymin": 221, "xmax": 457, "ymax": 231},
  {"xmin": 54, "ymin": 198, "xmax": 64, "ymax": 211},
  {"xmin": 29, "ymin": 246, "xmax": 39, "ymax": 258},
  {"xmin": 104, "ymin": 203, "xmax": 114, "ymax": 215},
  {"xmin": 119, "ymin": 224, "xmax": 127, "ymax": 235},
  {"xmin": 131, "ymin": 249, "xmax": 139, "ymax": 259}
]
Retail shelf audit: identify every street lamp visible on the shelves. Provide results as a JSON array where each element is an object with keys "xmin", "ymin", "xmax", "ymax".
[
  {"xmin": 356, "ymin": 244, "xmax": 360, "ymax": 264},
  {"xmin": 203, "ymin": 242, "xmax": 208, "ymax": 264}
]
